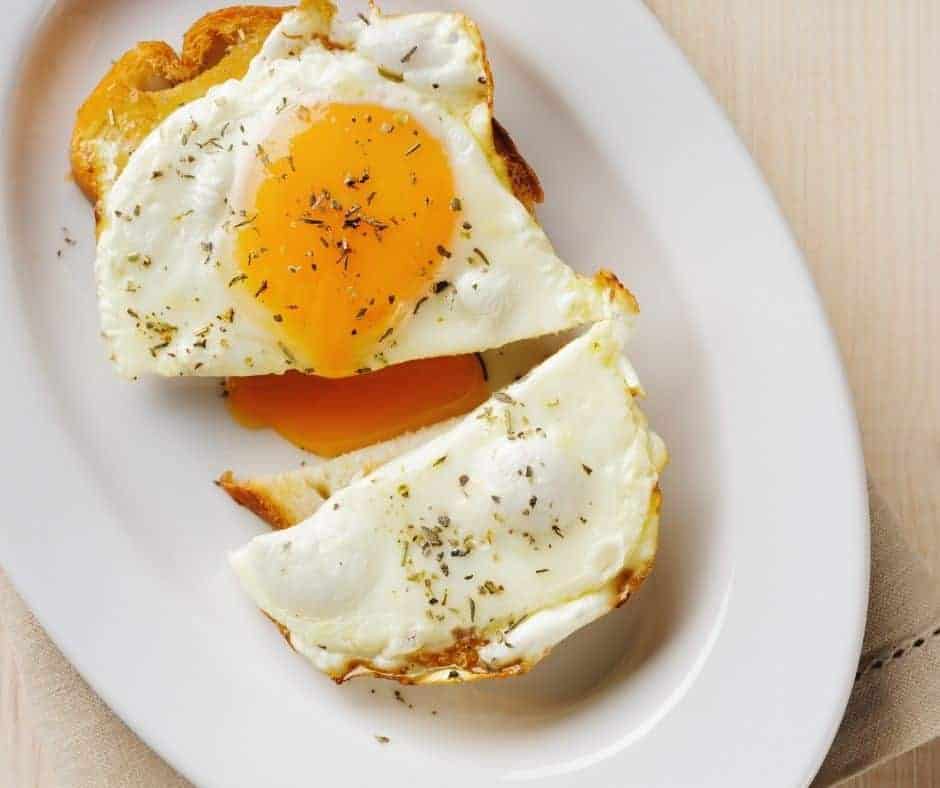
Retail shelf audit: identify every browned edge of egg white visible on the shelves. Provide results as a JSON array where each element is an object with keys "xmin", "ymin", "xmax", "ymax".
[
  {"xmin": 615, "ymin": 489, "xmax": 661, "ymax": 607},
  {"xmin": 330, "ymin": 554, "xmax": 659, "ymax": 687},
  {"xmin": 297, "ymin": 485, "xmax": 662, "ymax": 686},
  {"xmin": 593, "ymin": 269, "xmax": 641, "ymax": 315},
  {"xmin": 261, "ymin": 550, "xmax": 657, "ymax": 687}
]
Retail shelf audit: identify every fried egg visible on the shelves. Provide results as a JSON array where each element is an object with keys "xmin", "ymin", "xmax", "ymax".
[
  {"xmin": 230, "ymin": 320, "xmax": 666, "ymax": 683},
  {"xmin": 95, "ymin": 0, "xmax": 634, "ymax": 384}
]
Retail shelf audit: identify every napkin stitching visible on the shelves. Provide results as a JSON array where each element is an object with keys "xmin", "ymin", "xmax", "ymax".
[{"xmin": 855, "ymin": 620, "xmax": 940, "ymax": 681}]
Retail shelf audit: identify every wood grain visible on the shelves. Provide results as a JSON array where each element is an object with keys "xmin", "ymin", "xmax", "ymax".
[
  {"xmin": 2, "ymin": 1, "xmax": 938, "ymax": 785},
  {"xmin": 0, "ymin": 592, "xmax": 53, "ymax": 787}
]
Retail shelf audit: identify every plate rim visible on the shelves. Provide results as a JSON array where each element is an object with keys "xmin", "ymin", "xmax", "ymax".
[{"xmin": 0, "ymin": 1, "xmax": 869, "ymax": 785}]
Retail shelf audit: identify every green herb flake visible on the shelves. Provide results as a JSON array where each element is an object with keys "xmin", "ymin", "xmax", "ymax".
[
  {"xmin": 378, "ymin": 66, "xmax": 404, "ymax": 83},
  {"xmin": 472, "ymin": 247, "xmax": 490, "ymax": 265}
]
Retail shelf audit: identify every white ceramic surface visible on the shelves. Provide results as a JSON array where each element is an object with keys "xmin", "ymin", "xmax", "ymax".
[{"xmin": 0, "ymin": 1, "xmax": 868, "ymax": 786}]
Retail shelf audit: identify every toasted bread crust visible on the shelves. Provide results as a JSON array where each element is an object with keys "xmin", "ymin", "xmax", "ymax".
[
  {"xmin": 71, "ymin": 4, "xmax": 543, "ymax": 213},
  {"xmin": 217, "ymin": 419, "xmax": 458, "ymax": 529},
  {"xmin": 217, "ymin": 471, "xmax": 298, "ymax": 530},
  {"xmin": 492, "ymin": 119, "xmax": 543, "ymax": 208},
  {"xmin": 71, "ymin": 6, "xmax": 287, "ymax": 206}
]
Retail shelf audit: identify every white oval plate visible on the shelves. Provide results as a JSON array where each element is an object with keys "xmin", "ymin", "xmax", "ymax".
[{"xmin": 0, "ymin": 1, "xmax": 868, "ymax": 785}]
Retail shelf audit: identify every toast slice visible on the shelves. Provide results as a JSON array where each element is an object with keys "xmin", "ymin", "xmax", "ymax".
[
  {"xmin": 219, "ymin": 418, "xmax": 456, "ymax": 529},
  {"xmin": 71, "ymin": 3, "xmax": 542, "ymax": 223}
]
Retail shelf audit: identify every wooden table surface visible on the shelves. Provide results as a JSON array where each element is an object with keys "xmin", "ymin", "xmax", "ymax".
[
  {"xmin": 647, "ymin": 2, "xmax": 940, "ymax": 784},
  {"xmin": 3, "ymin": 1, "xmax": 938, "ymax": 785}
]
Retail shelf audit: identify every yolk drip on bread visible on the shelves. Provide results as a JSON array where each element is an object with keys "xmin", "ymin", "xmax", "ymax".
[{"xmin": 226, "ymin": 354, "xmax": 487, "ymax": 457}]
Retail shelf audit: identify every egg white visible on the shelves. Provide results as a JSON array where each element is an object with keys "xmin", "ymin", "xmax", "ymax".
[
  {"xmin": 230, "ymin": 320, "xmax": 666, "ymax": 682},
  {"xmin": 95, "ymin": 3, "xmax": 633, "ymax": 378}
]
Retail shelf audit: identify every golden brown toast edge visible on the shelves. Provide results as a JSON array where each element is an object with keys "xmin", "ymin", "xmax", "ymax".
[
  {"xmin": 71, "ymin": 4, "xmax": 543, "ymax": 217},
  {"xmin": 217, "ymin": 418, "xmax": 458, "ymax": 529},
  {"xmin": 71, "ymin": 6, "xmax": 287, "ymax": 208}
]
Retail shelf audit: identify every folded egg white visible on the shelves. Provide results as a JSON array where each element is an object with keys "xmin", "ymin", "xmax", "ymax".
[{"xmin": 230, "ymin": 319, "xmax": 665, "ymax": 683}]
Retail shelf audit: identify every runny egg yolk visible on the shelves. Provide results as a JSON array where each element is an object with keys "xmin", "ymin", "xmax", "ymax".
[
  {"xmin": 236, "ymin": 102, "xmax": 458, "ymax": 378},
  {"xmin": 230, "ymin": 102, "xmax": 471, "ymax": 455},
  {"xmin": 225, "ymin": 354, "xmax": 488, "ymax": 457}
]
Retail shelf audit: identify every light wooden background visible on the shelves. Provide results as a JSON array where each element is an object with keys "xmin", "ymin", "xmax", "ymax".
[
  {"xmin": 646, "ymin": 2, "xmax": 940, "ymax": 784},
  {"xmin": 2, "ymin": 1, "xmax": 938, "ymax": 785}
]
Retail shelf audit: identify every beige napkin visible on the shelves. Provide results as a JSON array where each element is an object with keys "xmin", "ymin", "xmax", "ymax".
[
  {"xmin": 0, "ymin": 488, "xmax": 936, "ymax": 787},
  {"xmin": 814, "ymin": 490, "xmax": 940, "ymax": 786},
  {"xmin": 0, "ymin": 575, "xmax": 188, "ymax": 787}
]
